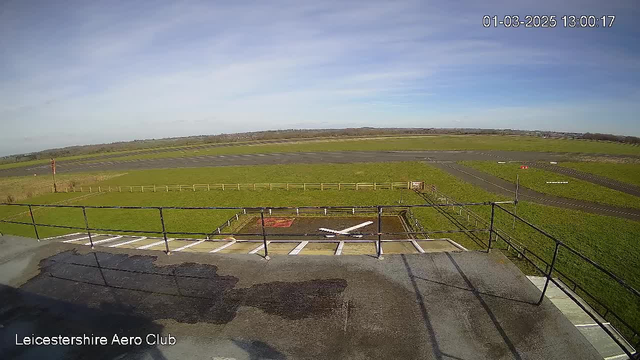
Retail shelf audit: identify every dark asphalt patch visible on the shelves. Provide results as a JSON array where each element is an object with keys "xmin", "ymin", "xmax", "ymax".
[{"xmin": 22, "ymin": 251, "xmax": 347, "ymax": 325}]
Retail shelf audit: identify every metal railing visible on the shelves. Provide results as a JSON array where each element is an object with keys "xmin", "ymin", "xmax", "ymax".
[
  {"xmin": 488, "ymin": 204, "xmax": 639, "ymax": 359},
  {"xmin": 1, "ymin": 199, "xmax": 638, "ymax": 358},
  {"xmin": 56, "ymin": 181, "xmax": 417, "ymax": 193},
  {"xmin": 0, "ymin": 201, "xmax": 498, "ymax": 258}
]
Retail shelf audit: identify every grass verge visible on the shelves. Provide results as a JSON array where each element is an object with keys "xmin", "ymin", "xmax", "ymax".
[
  {"xmin": 460, "ymin": 161, "xmax": 640, "ymax": 209},
  {"xmin": 559, "ymin": 162, "xmax": 640, "ymax": 187}
]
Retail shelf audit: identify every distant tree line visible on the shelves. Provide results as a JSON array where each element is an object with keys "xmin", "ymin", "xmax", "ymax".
[
  {"xmin": 2, "ymin": 128, "xmax": 638, "ymax": 164},
  {"xmin": 581, "ymin": 133, "xmax": 640, "ymax": 144}
]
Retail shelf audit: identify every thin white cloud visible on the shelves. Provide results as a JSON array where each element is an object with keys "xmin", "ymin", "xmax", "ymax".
[{"xmin": 0, "ymin": 0, "xmax": 639, "ymax": 155}]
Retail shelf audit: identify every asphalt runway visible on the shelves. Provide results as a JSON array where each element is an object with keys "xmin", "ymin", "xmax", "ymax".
[{"xmin": 2, "ymin": 149, "xmax": 636, "ymax": 177}]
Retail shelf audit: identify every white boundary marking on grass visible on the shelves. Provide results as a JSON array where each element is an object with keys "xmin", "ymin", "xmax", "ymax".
[
  {"xmin": 110, "ymin": 236, "xmax": 147, "ymax": 247},
  {"xmin": 210, "ymin": 240, "xmax": 236, "ymax": 253},
  {"xmin": 289, "ymin": 241, "xmax": 308, "ymax": 255},
  {"xmin": 446, "ymin": 239, "xmax": 468, "ymax": 251},
  {"xmin": 42, "ymin": 232, "xmax": 82, "ymax": 240},
  {"xmin": 411, "ymin": 240, "xmax": 426, "ymax": 253},
  {"xmin": 173, "ymin": 240, "xmax": 205, "ymax": 252},
  {"xmin": 335, "ymin": 241, "xmax": 345, "ymax": 255},
  {"xmin": 137, "ymin": 238, "xmax": 174, "ymax": 250},
  {"xmin": 62, "ymin": 235, "xmax": 94, "ymax": 243},
  {"xmin": 85, "ymin": 235, "xmax": 122, "ymax": 246},
  {"xmin": 249, "ymin": 242, "xmax": 271, "ymax": 254}
]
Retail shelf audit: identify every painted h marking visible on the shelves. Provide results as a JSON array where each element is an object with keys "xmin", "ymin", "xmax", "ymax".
[
  {"xmin": 110, "ymin": 237, "xmax": 147, "ymax": 247},
  {"xmin": 84, "ymin": 235, "xmax": 122, "ymax": 246},
  {"xmin": 289, "ymin": 241, "xmax": 308, "ymax": 255},
  {"xmin": 210, "ymin": 240, "xmax": 236, "ymax": 253},
  {"xmin": 137, "ymin": 239, "xmax": 174, "ymax": 250},
  {"xmin": 173, "ymin": 240, "xmax": 205, "ymax": 252}
]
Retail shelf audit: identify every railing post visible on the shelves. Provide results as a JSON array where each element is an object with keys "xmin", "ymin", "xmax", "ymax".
[
  {"xmin": 260, "ymin": 209, "xmax": 270, "ymax": 260},
  {"xmin": 159, "ymin": 208, "xmax": 170, "ymax": 254},
  {"xmin": 82, "ymin": 206, "xmax": 94, "ymax": 248},
  {"xmin": 28, "ymin": 205, "xmax": 40, "ymax": 241},
  {"xmin": 377, "ymin": 206, "xmax": 383, "ymax": 259},
  {"xmin": 538, "ymin": 242, "xmax": 560, "ymax": 305},
  {"xmin": 487, "ymin": 203, "xmax": 495, "ymax": 253}
]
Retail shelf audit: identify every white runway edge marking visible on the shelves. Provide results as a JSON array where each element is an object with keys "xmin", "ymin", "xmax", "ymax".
[
  {"xmin": 110, "ymin": 236, "xmax": 147, "ymax": 247},
  {"xmin": 173, "ymin": 240, "xmax": 206, "ymax": 252},
  {"xmin": 249, "ymin": 242, "xmax": 271, "ymax": 254},
  {"xmin": 335, "ymin": 241, "xmax": 345, "ymax": 255},
  {"xmin": 42, "ymin": 232, "xmax": 82, "ymax": 241},
  {"xmin": 62, "ymin": 235, "xmax": 94, "ymax": 243},
  {"xmin": 137, "ymin": 238, "xmax": 174, "ymax": 250},
  {"xmin": 289, "ymin": 241, "xmax": 309, "ymax": 255},
  {"xmin": 411, "ymin": 240, "xmax": 426, "ymax": 253},
  {"xmin": 210, "ymin": 240, "xmax": 236, "ymax": 253},
  {"xmin": 84, "ymin": 235, "xmax": 122, "ymax": 246}
]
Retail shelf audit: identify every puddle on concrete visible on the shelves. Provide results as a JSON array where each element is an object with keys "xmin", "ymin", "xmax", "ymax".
[{"xmin": 19, "ymin": 251, "xmax": 348, "ymax": 325}]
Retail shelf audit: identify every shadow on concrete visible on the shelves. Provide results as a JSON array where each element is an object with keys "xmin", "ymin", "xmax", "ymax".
[
  {"xmin": 0, "ymin": 283, "xmax": 166, "ymax": 360},
  {"xmin": 231, "ymin": 339, "xmax": 286, "ymax": 360},
  {"xmin": 400, "ymin": 254, "xmax": 463, "ymax": 360},
  {"xmin": 445, "ymin": 253, "xmax": 523, "ymax": 360},
  {"xmin": 412, "ymin": 275, "xmax": 536, "ymax": 306}
]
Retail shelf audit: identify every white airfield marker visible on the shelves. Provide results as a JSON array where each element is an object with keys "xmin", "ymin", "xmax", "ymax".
[{"xmin": 319, "ymin": 221, "xmax": 373, "ymax": 238}]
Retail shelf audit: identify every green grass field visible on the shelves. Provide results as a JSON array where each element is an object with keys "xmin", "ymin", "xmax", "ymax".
[
  {"xmin": 79, "ymin": 135, "xmax": 640, "ymax": 164},
  {"xmin": 559, "ymin": 162, "xmax": 640, "ymax": 187},
  {"xmin": 1, "ymin": 161, "xmax": 638, "ymax": 338},
  {"xmin": 460, "ymin": 161, "xmax": 640, "ymax": 209}
]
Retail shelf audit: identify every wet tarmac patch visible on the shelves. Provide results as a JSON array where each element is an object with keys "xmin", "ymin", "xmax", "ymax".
[{"xmin": 18, "ymin": 251, "xmax": 348, "ymax": 325}]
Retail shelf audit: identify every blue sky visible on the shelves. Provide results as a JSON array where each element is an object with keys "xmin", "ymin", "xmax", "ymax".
[{"xmin": 1, "ymin": 0, "xmax": 639, "ymax": 155}]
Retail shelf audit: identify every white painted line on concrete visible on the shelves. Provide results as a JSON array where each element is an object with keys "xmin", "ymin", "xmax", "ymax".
[
  {"xmin": 289, "ymin": 241, "xmax": 309, "ymax": 255},
  {"xmin": 85, "ymin": 235, "xmax": 122, "ymax": 246},
  {"xmin": 110, "ymin": 236, "xmax": 147, "ymax": 247},
  {"xmin": 210, "ymin": 240, "xmax": 236, "ymax": 253},
  {"xmin": 137, "ymin": 238, "xmax": 174, "ymax": 250},
  {"xmin": 335, "ymin": 241, "xmax": 345, "ymax": 255},
  {"xmin": 411, "ymin": 240, "xmax": 426, "ymax": 253},
  {"xmin": 446, "ymin": 239, "xmax": 468, "ymax": 251},
  {"xmin": 173, "ymin": 240, "xmax": 205, "ymax": 252},
  {"xmin": 575, "ymin": 322, "xmax": 610, "ymax": 327},
  {"xmin": 605, "ymin": 354, "xmax": 632, "ymax": 360},
  {"xmin": 42, "ymin": 232, "xmax": 82, "ymax": 240},
  {"xmin": 249, "ymin": 242, "xmax": 271, "ymax": 254},
  {"xmin": 62, "ymin": 235, "xmax": 94, "ymax": 243}
]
